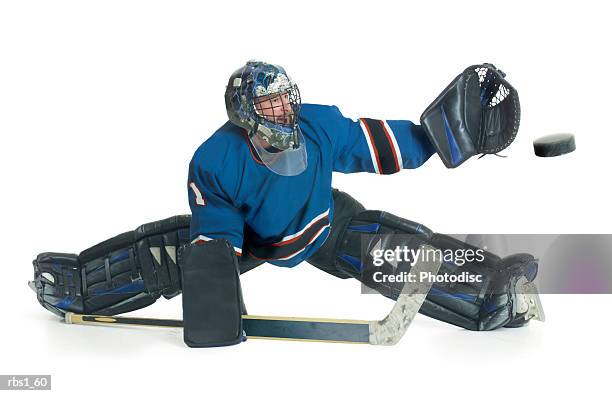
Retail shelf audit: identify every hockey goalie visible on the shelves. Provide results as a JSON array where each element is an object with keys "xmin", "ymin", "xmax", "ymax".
[{"xmin": 31, "ymin": 61, "xmax": 544, "ymax": 347}]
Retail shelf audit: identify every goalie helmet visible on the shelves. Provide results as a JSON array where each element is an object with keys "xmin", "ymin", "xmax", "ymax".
[{"xmin": 225, "ymin": 61, "xmax": 307, "ymax": 176}]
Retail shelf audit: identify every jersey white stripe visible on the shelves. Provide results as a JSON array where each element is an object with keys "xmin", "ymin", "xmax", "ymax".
[
  {"xmin": 191, "ymin": 235, "xmax": 243, "ymax": 254},
  {"xmin": 189, "ymin": 182, "xmax": 206, "ymax": 206},
  {"xmin": 359, "ymin": 119, "xmax": 381, "ymax": 174},
  {"xmin": 275, "ymin": 225, "xmax": 330, "ymax": 260},
  {"xmin": 383, "ymin": 120, "xmax": 403, "ymax": 170},
  {"xmin": 275, "ymin": 208, "xmax": 330, "ymax": 243},
  {"xmin": 191, "ymin": 235, "xmax": 213, "ymax": 244}
]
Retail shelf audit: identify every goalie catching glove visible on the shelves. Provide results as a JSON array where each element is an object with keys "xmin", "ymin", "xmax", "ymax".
[{"xmin": 421, "ymin": 63, "xmax": 520, "ymax": 168}]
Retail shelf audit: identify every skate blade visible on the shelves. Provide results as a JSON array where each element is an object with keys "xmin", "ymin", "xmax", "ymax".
[{"xmin": 519, "ymin": 280, "xmax": 546, "ymax": 322}]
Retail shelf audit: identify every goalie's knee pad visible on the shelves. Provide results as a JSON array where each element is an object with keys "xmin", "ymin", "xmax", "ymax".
[
  {"xmin": 306, "ymin": 189, "xmax": 366, "ymax": 279},
  {"xmin": 335, "ymin": 210, "xmax": 433, "ymax": 298},
  {"xmin": 32, "ymin": 215, "xmax": 191, "ymax": 316}
]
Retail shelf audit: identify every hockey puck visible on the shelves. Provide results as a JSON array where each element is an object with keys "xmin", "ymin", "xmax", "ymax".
[{"xmin": 533, "ymin": 133, "xmax": 576, "ymax": 157}]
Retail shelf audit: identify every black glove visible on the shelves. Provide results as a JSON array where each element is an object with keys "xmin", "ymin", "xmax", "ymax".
[
  {"xmin": 420, "ymin": 63, "xmax": 520, "ymax": 168},
  {"xmin": 180, "ymin": 239, "xmax": 246, "ymax": 348}
]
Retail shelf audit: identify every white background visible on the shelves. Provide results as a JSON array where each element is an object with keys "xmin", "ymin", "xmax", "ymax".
[{"xmin": 1, "ymin": 0, "xmax": 611, "ymax": 394}]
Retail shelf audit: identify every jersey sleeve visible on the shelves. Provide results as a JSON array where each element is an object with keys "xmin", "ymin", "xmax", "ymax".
[
  {"xmin": 187, "ymin": 156, "xmax": 244, "ymax": 256},
  {"xmin": 325, "ymin": 106, "xmax": 435, "ymax": 174}
]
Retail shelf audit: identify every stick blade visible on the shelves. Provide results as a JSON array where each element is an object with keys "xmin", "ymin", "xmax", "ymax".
[{"xmin": 368, "ymin": 245, "xmax": 442, "ymax": 345}]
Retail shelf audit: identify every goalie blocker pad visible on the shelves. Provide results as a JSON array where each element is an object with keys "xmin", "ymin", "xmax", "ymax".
[
  {"xmin": 420, "ymin": 64, "xmax": 520, "ymax": 168},
  {"xmin": 179, "ymin": 239, "xmax": 246, "ymax": 348}
]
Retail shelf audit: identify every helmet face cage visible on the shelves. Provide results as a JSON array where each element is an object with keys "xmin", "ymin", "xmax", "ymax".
[
  {"xmin": 253, "ymin": 84, "xmax": 301, "ymax": 126},
  {"xmin": 253, "ymin": 84, "xmax": 301, "ymax": 150}
]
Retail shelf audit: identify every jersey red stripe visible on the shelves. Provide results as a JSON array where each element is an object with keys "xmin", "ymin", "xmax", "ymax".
[{"xmin": 379, "ymin": 120, "xmax": 400, "ymax": 172}]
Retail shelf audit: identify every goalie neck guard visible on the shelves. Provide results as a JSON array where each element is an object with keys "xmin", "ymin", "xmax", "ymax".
[{"xmin": 225, "ymin": 61, "xmax": 307, "ymax": 176}]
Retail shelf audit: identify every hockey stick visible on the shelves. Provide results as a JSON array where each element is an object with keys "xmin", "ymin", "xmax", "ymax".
[{"xmin": 65, "ymin": 245, "xmax": 442, "ymax": 345}]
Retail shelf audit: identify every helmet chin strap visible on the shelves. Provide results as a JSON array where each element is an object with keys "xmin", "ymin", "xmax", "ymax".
[
  {"xmin": 292, "ymin": 128, "xmax": 300, "ymax": 149},
  {"xmin": 249, "ymin": 121, "xmax": 258, "ymax": 138}
]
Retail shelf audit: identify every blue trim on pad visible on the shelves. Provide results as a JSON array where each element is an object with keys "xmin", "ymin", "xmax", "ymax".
[
  {"xmin": 441, "ymin": 107, "xmax": 463, "ymax": 166},
  {"xmin": 338, "ymin": 254, "xmax": 364, "ymax": 273},
  {"xmin": 429, "ymin": 287, "xmax": 477, "ymax": 303},
  {"xmin": 347, "ymin": 223, "xmax": 381, "ymax": 233}
]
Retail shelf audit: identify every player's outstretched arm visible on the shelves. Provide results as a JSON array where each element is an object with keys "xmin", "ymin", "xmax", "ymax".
[
  {"xmin": 317, "ymin": 63, "xmax": 519, "ymax": 173},
  {"xmin": 307, "ymin": 104, "xmax": 436, "ymax": 174}
]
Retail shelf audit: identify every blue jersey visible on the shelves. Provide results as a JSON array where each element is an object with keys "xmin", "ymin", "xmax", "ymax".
[{"xmin": 187, "ymin": 104, "xmax": 435, "ymax": 267}]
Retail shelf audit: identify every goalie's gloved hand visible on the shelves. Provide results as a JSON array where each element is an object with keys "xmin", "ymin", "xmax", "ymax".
[
  {"xmin": 420, "ymin": 234, "xmax": 543, "ymax": 330},
  {"xmin": 420, "ymin": 64, "xmax": 520, "ymax": 168}
]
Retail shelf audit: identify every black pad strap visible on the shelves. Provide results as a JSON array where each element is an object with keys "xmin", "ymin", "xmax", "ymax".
[
  {"xmin": 128, "ymin": 248, "xmax": 138, "ymax": 280},
  {"xmin": 81, "ymin": 267, "xmax": 88, "ymax": 297},
  {"xmin": 104, "ymin": 257, "xmax": 112, "ymax": 290},
  {"xmin": 162, "ymin": 233, "xmax": 181, "ymax": 298},
  {"xmin": 180, "ymin": 239, "xmax": 245, "ymax": 348}
]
